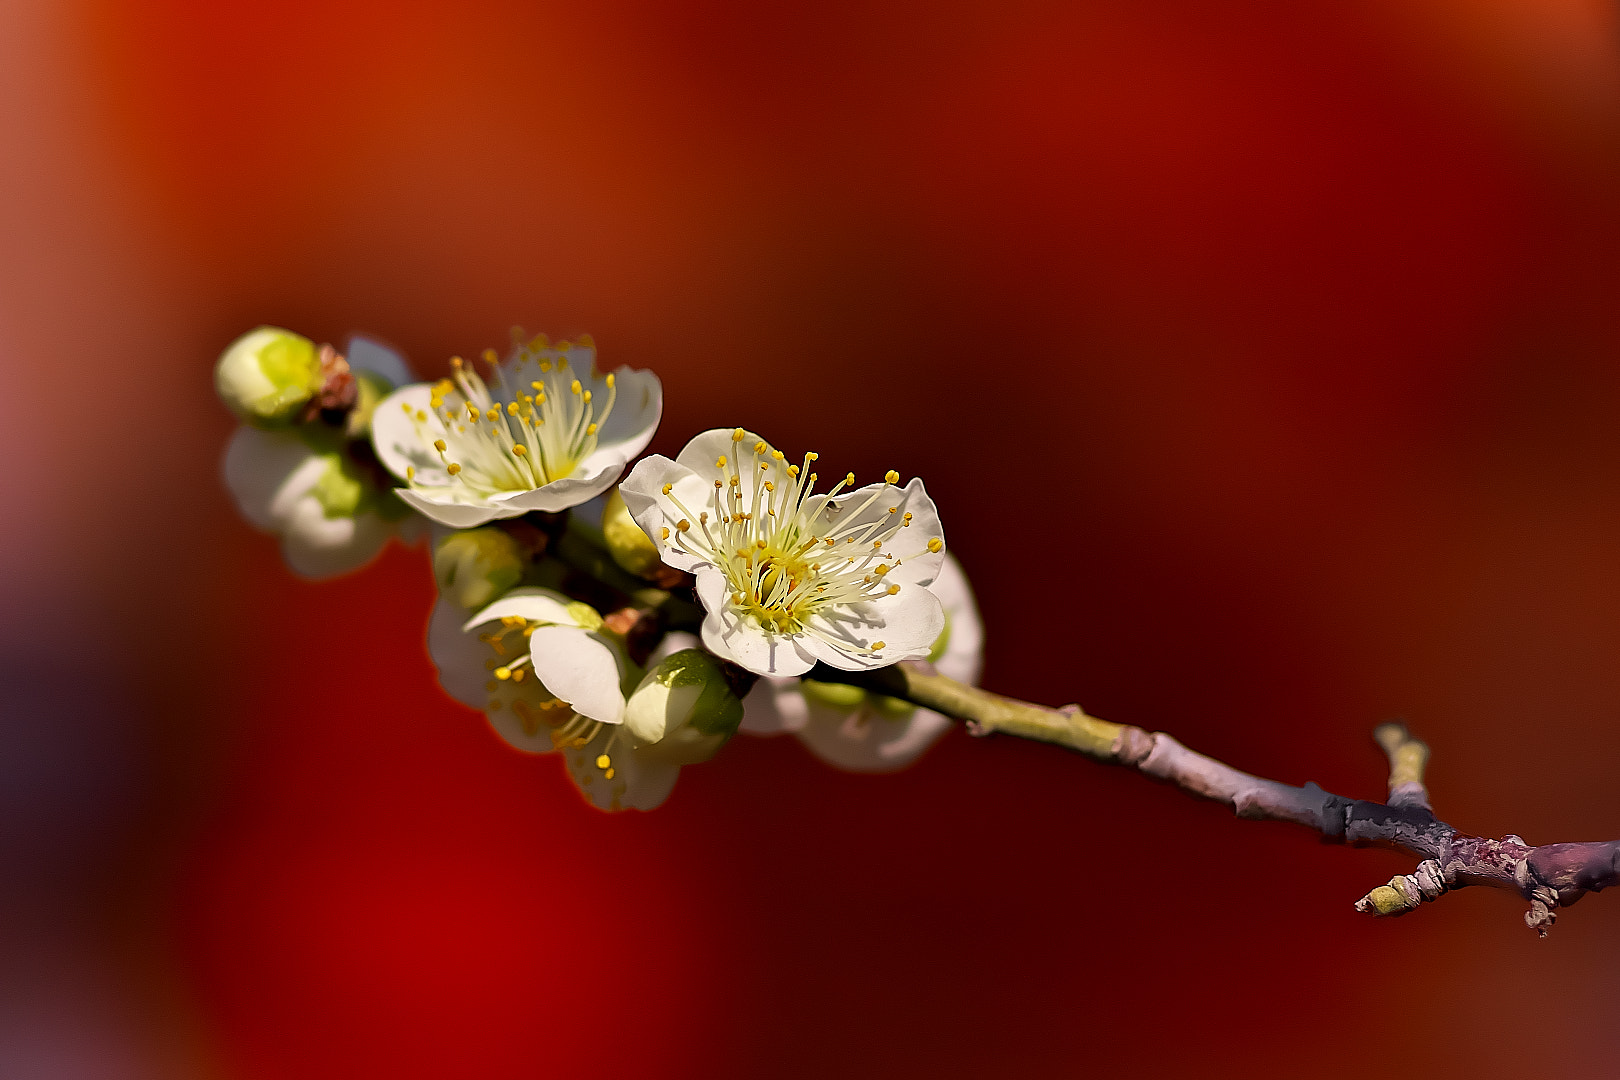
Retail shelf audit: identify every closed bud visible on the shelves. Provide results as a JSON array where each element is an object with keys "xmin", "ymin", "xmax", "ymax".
[
  {"xmin": 214, "ymin": 326, "xmax": 323, "ymax": 425},
  {"xmin": 602, "ymin": 487, "xmax": 661, "ymax": 576},
  {"xmin": 623, "ymin": 649, "xmax": 742, "ymax": 764},
  {"xmin": 433, "ymin": 528, "xmax": 524, "ymax": 610}
]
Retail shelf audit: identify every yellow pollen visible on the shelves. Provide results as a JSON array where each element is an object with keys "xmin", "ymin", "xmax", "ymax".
[
  {"xmin": 604, "ymin": 768, "xmax": 615, "ymax": 780},
  {"xmin": 754, "ymin": 441, "xmax": 767, "ymax": 454},
  {"xmin": 787, "ymin": 465, "xmax": 799, "ymax": 477},
  {"xmin": 903, "ymin": 512, "xmax": 913, "ymax": 523},
  {"xmin": 806, "ymin": 452, "xmax": 819, "ymax": 462},
  {"xmin": 447, "ymin": 463, "xmax": 462, "ymax": 475},
  {"xmin": 846, "ymin": 472, "xmax": 855, "ymax": 485},
  {"xmin": 586, "ymin": 423, "xmax": 597, "ymax": 435},
  {"xmin": 415, "ymin": 410, "xmax": 427, "ymax": 422},
  {"xmin": 885, "ymin": 470, "xmax": 900, "ymax": 484},
  {"xmin": 494, "ymin": 667, "xmax": 512, "ymax": 680},
  {"xmin": 511, "ymin": 668, "xmax": 526, "ymax": 682},
  {"xmin": 466, "ymin": 402, "xmax": 480, "ymax": 420},
  {"xmin": 927, "ymin": 538, "xmax": 944, "ymax": 552},
  {"xmin": 887, "ymin": 584, "xmax": 900, "ymax": 595},
  {"xmin": 531, "ymin": 381, "xmax": 544, "ymax": 392},
  {"xmin": 606, "ymin": 373, "xmax": 615, "ymax": 388},
  {"xmin": 874, "ymin": 564, "xmax": 890, "ymax": 576},
  {"xmin": 482, "ymin": 348, "xmax": 498, "ymax": 364},
  {"xmin": 872, "ymin": 641, "xmax": 886, "ymax": 651},
  {"xmin": 716, "ymin": 456, "xmax": 727, "ymax": 468},
  {"xmin": 887, "ymin": 507, "xmax": 898, "ymax": 514},
  {"xmin": 434, "ymin": 439, "xmax": 447, "ymax": 452},
  {"xmin": 595, "ymin": 754, "xmax": 611, "ymax": 769},
  {"xmin": 571, "ymin": 380, "xmax": 582, "ymax": 395},
  {"xmin": 733, "ymin": 428, "xmax": 746, "ymax": 442},
  {"xmin": 662, "ymin": 483, "xmax": 673, "ymax": 495},
  {"xmin": 660, "ymin": 527, "xmax": 670, "ymax": 540},
  {"xmin": 677, "ymin": 519, "xmax": 691, "ymax": 532},
  {"xmin": 507, "ymin": 402, "xmax": 519, "ymax": 415},
  {"xmin": 405, "ymin": 466, "xmax": 415, "ymax": 480},
  {"xmin": 872, "ymin": 540, "xmax": 882, "ymax": 550},
  {"xmin": 451, "ymin": 356, "xmax": 464, "ymax": 368},
  {"xmin": 512, "ymin": 445, "xmax": 527, "ymax": 456},
  {"xmin": 764, "ymin": 481, "xmax": 775, "ymax": 491},
  {"xmin": 583, "ymin": 390, "xmax": 592, "ymax": 403},
  {"xmin": 485, "ymin": 408, "xmax": 499, "ymax": 422}
]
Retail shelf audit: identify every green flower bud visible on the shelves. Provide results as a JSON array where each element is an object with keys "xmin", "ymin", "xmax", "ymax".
[
  {"xmin": 434, "ymin": 528, "xmax": 524, "ymax": 610},
  {"xmin": 215, "ymin": 326, "xmax": 323, "ymax": 425},
  {"xmin": 623, "ymin": 649, "xmax": 743, "ymax": 764},
  {"xmin": 602, "ymin": 487, "xmax": 661, "ymax": 576}
]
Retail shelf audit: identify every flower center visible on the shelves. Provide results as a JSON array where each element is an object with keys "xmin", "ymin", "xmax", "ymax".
[
  {"xmin": 659, "ymin": 430, "xmax": 945, "ymax": 654},
  {"xmin": 402, "ymin": 337, "xmax": 616, "ymax": 498}
]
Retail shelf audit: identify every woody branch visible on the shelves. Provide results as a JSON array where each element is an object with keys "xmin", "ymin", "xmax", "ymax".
[{"xmin": 813, "ymin": 661, "xmax": 1620, "ymax": 937}]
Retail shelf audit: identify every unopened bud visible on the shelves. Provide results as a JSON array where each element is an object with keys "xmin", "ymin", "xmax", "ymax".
[
  {"xmin": 623, "ymin": 649, "xmax": 742, "ymax": 763},
  {"xmin": 602, "ymin": 487, "xmax": 661, "ymax": 576},
  {"xmin": 214, "ymin": 326, "xmax": 323, "ymax": 425},
  {"xmin": 433, "ymin": 528, "xmax": 524, "ymax": 610}
]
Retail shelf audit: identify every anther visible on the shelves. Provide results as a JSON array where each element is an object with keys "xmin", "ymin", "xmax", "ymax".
[
  {"xmin": 512, "ymin": 445, "xmax": 527, "ymax": 456},
  {"xmin": 716, "ymin": 456, "xmax": 727, "ymax": 468},
  {"xmin": 846, "ymin": 472, "xmax": 855, "ymax": 485},
  {"xmin": 571, "ymin": 380, "xmax": 582, "ymax": 395},
  {"xmin": 482, "ymin": 348, "xmax": 499, "ymax": 364},
  {"xmin": 872, "ymin": 641, "xmax": 886, "ymax": 651},
  {"xmin": 662, "ymin": 483, "xmax": 673, "ymax": 495},
  {"xmin": 660, "ymin": 527, "xmax": 670, "ymax": 540},
  {"xmin": 434, "ymin": 439, "xmax": 447, "ymax": 452},
  {"xmin": 887, "ymin": 584, "xmax": 900, "ymax": 595},
  {"xmin": 927, "ymin": 538, "xmax": 944, "ymax": 553},
  {"xmin": 885, "ymin": 470, "xmax": 900, "ymax": 484},
  {"xmin": 494, "ymin": 667, "xmax": 512, "ymax": 680},
  {"xmin": 677, "ymin": 519, "xmax": 691, "ymax": 532},
  {"xmin": 605, "ymin": 373, "xmax": 615, "ymax": 388},
  {"xmin": 447, "ymin": 463, "xmax": 462, "ymax": 475},
  {"xmin": 733, "ymin": 428, "xmax": 746, "ymax": 442},
  {"xmin": 596, "ymin": 754, "xmax": 612, "ymax": 770}
]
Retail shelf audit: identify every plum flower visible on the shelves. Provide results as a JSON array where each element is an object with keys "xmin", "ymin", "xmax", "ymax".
[
  {"xmin": 619, "ymin": 428, "xmax": 947, "ymax": 677},
  {"xmin": 371, "ymin": 334, "xmax": 661, "ymax": 528},
  {"xmin": 222, "ymin": 335, "xmax": 422, "ymax": 578},
  {"xmin": 427, "ymin": 588, "xmax": 710, "ymax": 811},
  {"xmin": 740, "ymin": 553, "xmax": 982, "ymax": 771}
]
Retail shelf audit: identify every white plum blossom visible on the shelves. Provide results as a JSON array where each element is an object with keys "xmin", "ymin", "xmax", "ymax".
[
  {"xmin": 371, "ymin": 335, "xmax": 661, "ymax": 528},
  {"xmin": 427, "ymin": 587, "xmax": 705, "ymax": 811},
  {"xmin": 222, "ymin": 335, "xmax": 422, "ymax": 579},
  {"xmin": 740, "ymin": 553, "xmax": 982, "ymax": 772},
  {"xmin": 619, "ymin": 428, "xmax": 948, "ymax": 677}
]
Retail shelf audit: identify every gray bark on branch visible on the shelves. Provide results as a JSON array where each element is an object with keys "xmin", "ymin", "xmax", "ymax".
[{"xmin": 811, "ymin": 661, "xmax": 1620, "ymax": 936}]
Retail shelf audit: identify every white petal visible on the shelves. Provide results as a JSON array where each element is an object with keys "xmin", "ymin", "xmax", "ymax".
[
  {"xmin": 394, "ymin": 488, "xmax": 515, "ymax": 528},
  {"xmin": 618, "ymin": 455, "xmax": 712, "ymax": 574},
  {"xmin": 427, "ymin": 597, "xmax": 495, "ymax": 710},
  {"xmin": 369, "ymin": 383, "xmax": 444, "ymax": 483},
  {"xmin": 486, "ymin": 707, "xmax": 561, "ymax": 755},
  {"xmin": 796, "ymin": 702, "xmax": 953, "ymax": 773},
  {"xmin": 495, "ymin": 462, "xmax": 624, "ymax": 514},
  {"xmin": 700, "ymin": 608, "xmax": 818, "ymax": 677},
  {"xmin": 800, "ymin": 588, "xmax": 945, "ymax": 671},
  {"xmin": 463, "ymin": 588, "xmax": 578, "ymax": 631},
  {"xmin": 266, "ymin": 451, "xmax": 333, "ymax": 524},
  {"xmin": 221, "ymin": 426, "xmax": 311, "ymax": 531},
  {"xmin": 345, "ymin": 334, "xmax": 414, "ymax": 387},
  {"xmin": 592, "ymin": 367, "xmax": 662, "ymax": 459},
  {"xmin": 527, "ymin": 625, "xmax": 627, "ymax": 725},
  {"xmin": 279, "ymin": 503, "xmax": 393, "ymax": 579},
  {"xmin": 813, "ymin": 477, "xmax": 944, "ymax": 588},
  {"xmin": 739, "ymin": 677, "xmax": 810, "ymax": 735},
  {"xmin": 931, "ymin": 554, "xmax": 984, "ymax": 686},
  {"xmin": 561, "ymin": 728, "xmax": 680, "ymax": 812}
]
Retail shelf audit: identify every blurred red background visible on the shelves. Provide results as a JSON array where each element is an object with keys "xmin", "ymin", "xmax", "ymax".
[{"xmin": 3, "ymin": 1, "xmax": 1620, "ymax": 1076}]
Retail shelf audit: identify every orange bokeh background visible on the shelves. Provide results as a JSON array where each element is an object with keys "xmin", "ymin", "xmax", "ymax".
[{"xmin": 4, "ymin": 1, "xmax": 1620, "ymax": 1076}]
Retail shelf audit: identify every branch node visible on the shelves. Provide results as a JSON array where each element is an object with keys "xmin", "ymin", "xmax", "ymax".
[{"xmin": 1355, "ymin": 859, "xmax": 1448, "ymax": 918}]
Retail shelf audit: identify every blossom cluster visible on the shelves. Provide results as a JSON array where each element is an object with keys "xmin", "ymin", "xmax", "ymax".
[{"xmin": 216, "ymin": 326, "xmax": 982, "ymax": 810}]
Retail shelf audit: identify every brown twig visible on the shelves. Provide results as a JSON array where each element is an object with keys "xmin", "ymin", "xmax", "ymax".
[{"xmin": 814, "ymin": 661, "xmax": 1619, "ymax": 937}]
